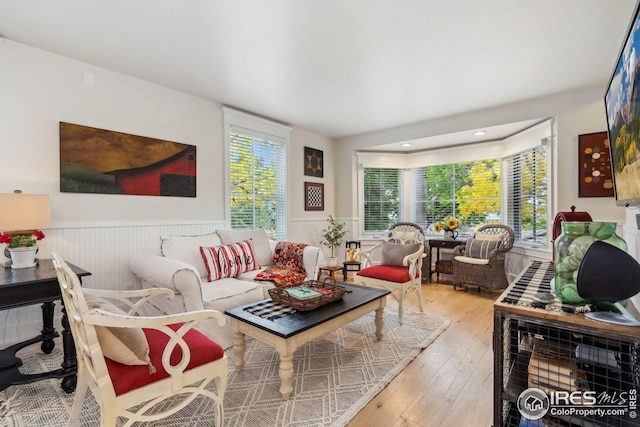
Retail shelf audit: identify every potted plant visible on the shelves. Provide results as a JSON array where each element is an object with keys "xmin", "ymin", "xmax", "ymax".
[
  {"xmin": 0, "ymin": 230, "xmax": 45, "ymax": 269},
  {"xmin": 319, "ymin": 215, "xmax": 347, "ymax": 267}
]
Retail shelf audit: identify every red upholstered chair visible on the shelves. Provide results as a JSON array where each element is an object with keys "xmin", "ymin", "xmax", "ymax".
[
  {"xmin": 52, "ymin": 252, "xmax": 228, "ymax": 427},
  {"xmin": 354, "ymin": 223, "xmax": 425, "ymax": 324}
]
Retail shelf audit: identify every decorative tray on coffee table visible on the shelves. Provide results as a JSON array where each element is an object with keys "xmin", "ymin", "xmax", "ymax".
[{"xmin": 268, "ymin": 277, "xmax": 347, "ymax": 311}]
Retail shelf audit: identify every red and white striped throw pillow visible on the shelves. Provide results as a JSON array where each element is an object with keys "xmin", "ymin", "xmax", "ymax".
[{"xmin": 200, "ymin": 239, "xmax": 260, "ymax": 282}]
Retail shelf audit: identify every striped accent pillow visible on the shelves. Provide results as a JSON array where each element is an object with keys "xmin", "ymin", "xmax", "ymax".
[
  {"xmin": 464, "ymin": 238, "xmax": 502, "ymax": 259},
  {"xmin": 200, "ymin": 239, "xmax": 260, "ymax": 281}
]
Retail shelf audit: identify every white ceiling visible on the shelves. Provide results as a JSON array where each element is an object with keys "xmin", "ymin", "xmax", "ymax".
[{"xmin": 0, "ymin": 0, "xmax": 637, "ymax": 149}]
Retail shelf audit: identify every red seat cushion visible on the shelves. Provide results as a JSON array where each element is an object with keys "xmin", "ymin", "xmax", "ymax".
[
  {"xmin": 105, "ymin": 323, "xmax": 224, "ymax": 396},
  {"xmin": 356, "ymin": 265, "xmax": 417, "ymax": 283}
]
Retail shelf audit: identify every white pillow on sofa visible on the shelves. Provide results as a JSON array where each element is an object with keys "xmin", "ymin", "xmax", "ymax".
[
  {"xmin": 216, "ymin": 229, "xmax": 272, "ymax": 267},
  {"xmin": 161, "ymin": 233, "xmax": 222, "ymax": 279}
]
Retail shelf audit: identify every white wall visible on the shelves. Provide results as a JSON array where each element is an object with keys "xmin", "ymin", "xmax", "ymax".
[
  {"xmin": 1, "ymin": 40, "xmax": 226, "ymax": 224},
  {"xmin": 1, "ymin": 40, "xmax": 335, "ymax": 231},
  {"xmin": 554, "ymin": 100, "xmax": 640, "ymax": 310},
  {"xmin": 554, "ymin": 100, "xmax": 626, "ymax": 223},
  {"xmin": 289, "ymin": 127, "xmax": 337, "ymax": 256},
  {"xmin": 0, "ymin": 40, "xmax": 335, "ymax": 344}
]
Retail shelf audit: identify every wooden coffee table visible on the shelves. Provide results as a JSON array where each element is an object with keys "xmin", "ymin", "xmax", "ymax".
[{"xmin": 225, "ymin": 283, "xmax": 390, "ymax": 400}]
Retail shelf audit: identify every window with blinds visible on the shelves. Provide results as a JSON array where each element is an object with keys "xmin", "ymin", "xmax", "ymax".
[
  {"xmin": 505, "ymin": 144, "xmax": 548, "ymax": 245},
  {"xmin": 412, "ymin": 160, "xmax": 501, "ymax": 234},
  {"xmin": 363, "ymin": 168, "xmax": 400, "ymax": 233},
  {"xmin": 229, "ymin": 129, "xmax": 286, "ymax": 241}
]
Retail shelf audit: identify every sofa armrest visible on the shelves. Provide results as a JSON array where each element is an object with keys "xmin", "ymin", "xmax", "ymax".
[
  {"xmin": 129, "ymin": 254, "xmax": 205, "ymax": 312},
  {"xmin": 303, "ymin": 245, "xmax": 323, "ymax": 280}
]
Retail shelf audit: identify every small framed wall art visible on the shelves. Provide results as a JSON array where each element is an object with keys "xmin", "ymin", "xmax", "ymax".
[
  {"xmin": 578, "ymin": 132, "xmax": 615, "ymax": 198},
  {"xmin": 304, "ymin": 182, "xmax": 324, "ymax": 211},
  {"xmin": 304, "ymin": 146, "xmax": 323, "ymax": 177}
]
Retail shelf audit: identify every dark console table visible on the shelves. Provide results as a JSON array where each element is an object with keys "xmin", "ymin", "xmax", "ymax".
[
  {"xmin": 428, "ymin": 239, "xmax": 465, "ymax": 282},
  {"xmin": 0, "ymin": 258, "xmax": 90, "ymax": 393}
]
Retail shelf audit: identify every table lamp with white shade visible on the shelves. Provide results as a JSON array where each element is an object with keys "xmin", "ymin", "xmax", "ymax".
[{"xmin": 0, "ymin": 190, "xmax": 52, "ymax": 268}]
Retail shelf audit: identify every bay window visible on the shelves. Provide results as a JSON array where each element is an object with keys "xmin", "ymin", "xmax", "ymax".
[
  {"xmin": 358, "ymin": 120, "xmax": 552, "ymax": 246},
  {"xmin": 411, "ymin": 160, "xmax": 501, "ymax": 234}
]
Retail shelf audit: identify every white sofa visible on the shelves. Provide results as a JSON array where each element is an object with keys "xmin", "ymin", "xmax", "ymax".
[{"xmin": 129, "ymin": 229, "xmax": 323, "ymax": 348}]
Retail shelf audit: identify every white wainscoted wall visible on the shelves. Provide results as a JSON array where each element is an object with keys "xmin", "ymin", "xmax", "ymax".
[
  {"xmin": 0, "ymin": 218, "xmax": 339, "ymax": 346},
  {"xmin": 0, "ymin": 222, "xmax": 222, "ymax": 346}
]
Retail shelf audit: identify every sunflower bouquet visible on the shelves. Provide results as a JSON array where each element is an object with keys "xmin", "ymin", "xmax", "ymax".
[{"xmin": 433, "ymin": 217, "xmax": 460, "ymax": 233}]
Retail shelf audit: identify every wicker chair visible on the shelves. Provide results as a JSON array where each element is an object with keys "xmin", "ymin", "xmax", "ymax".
[
  {"xmin": 354, "ymin": 222, "xmax": 426, "ymax": 324},
  {"xmin": 452, "ymin": 224, "xmax": 514, "ymax": 294}
]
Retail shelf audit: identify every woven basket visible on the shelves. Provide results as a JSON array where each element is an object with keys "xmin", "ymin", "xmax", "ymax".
[
  {"xmin": 435, "ymin": 260, "xmax": 453, "ymax": 274},
  {"xmin": 268, "ymin": 277, "xmax": 347, "ymax": 311}
]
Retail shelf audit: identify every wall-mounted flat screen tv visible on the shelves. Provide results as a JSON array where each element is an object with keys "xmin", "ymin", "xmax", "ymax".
[{"xmin": 605, "ymin": 3, "xmax": 640, "ymax": 207}]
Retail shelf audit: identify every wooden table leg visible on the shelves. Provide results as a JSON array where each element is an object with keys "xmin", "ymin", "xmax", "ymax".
[
  {"xmin": 233, "ymin": 331, "xmax": 246, "ymax": 372},
  {"xmin": 374, "ymin": 306, "xmax": 385, "ymax": 341},
  {"xmin": 40, "ymin": 301, "xmax": 56, "ymax": 354},
  {"xmin": 278, "ymin": 352, "xmax": 294, "ymax": 400},
  {"xmin": 60, "ymin": 302, "xmax": 77, "ymax": 393}
]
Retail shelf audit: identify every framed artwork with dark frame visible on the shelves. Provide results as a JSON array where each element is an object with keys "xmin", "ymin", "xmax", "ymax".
[
  {"xmin": 304, "ymin": 146, "xmax": 323, "ymax": 177},
  {"xmin": 304, "ymin": 182, "xmax": 324, "ymax": 211},
  {"xmin": 578, "ymin": 132, "xmax": 615, "ymax": 198}
]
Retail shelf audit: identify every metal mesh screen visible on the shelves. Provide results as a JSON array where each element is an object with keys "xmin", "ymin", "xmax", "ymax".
[{"xmin": 496, "ymin": 314, "xmax": 639, "ymax": 427}]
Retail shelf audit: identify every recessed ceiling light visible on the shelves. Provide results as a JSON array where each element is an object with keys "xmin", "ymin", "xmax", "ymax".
[
  {"xmin": 473, "ymin": 131, "xmax": 487, "ymax": 136},
  {"xmin": 401, "ymin": 143, "xmax": 412, "ymax": 147}
]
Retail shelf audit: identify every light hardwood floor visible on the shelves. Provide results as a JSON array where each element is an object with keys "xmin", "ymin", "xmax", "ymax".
[{"xmin": 343, "ymin": 275, "xmax": 496, "ymax": 427}]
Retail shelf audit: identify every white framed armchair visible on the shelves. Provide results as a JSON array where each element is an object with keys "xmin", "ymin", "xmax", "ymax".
[
  {"xmin": 354, "ymin": 222, "xmax": 426, "ymax": 324},
  {"xmin": 52, "ymin": 252, "xmax": 228, "ymax": 427}
]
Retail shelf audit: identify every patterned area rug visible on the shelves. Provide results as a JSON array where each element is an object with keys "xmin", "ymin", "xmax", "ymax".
[{"xmin": 0, "ymin": 301, "xmax": 449, "ymax": 427}]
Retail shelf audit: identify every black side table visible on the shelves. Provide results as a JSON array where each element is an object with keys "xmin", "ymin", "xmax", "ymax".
[
  {"xmin": 0, "ymin": 258, "xmax": 90, "ymax": 393},
  {"xmin": 428, "ymin": 239, "xmax": 465, "ymax": 282}
]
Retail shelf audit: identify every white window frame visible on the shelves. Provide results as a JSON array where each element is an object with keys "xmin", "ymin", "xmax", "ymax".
[
  {"xmin": 223, "ymin": 107, "xmax": 292, "ymax": 241},
  {"xmin": 410, "ymin": 160, "xmax": 502, "ymax": 235},
  {"xmin": 501, "ymin": 120, "xmax": 554, "ymax": 249},
  {"xmin": 503, "ymin": 144, "xmax": 548, "ymax": 246},
  {"xmin": 356, "ymin": 152, "xmax": 408, "ymax": 237},
  {"xmin": 361, "ymin": 166, "xmax": 403, "ymax": 234}
]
